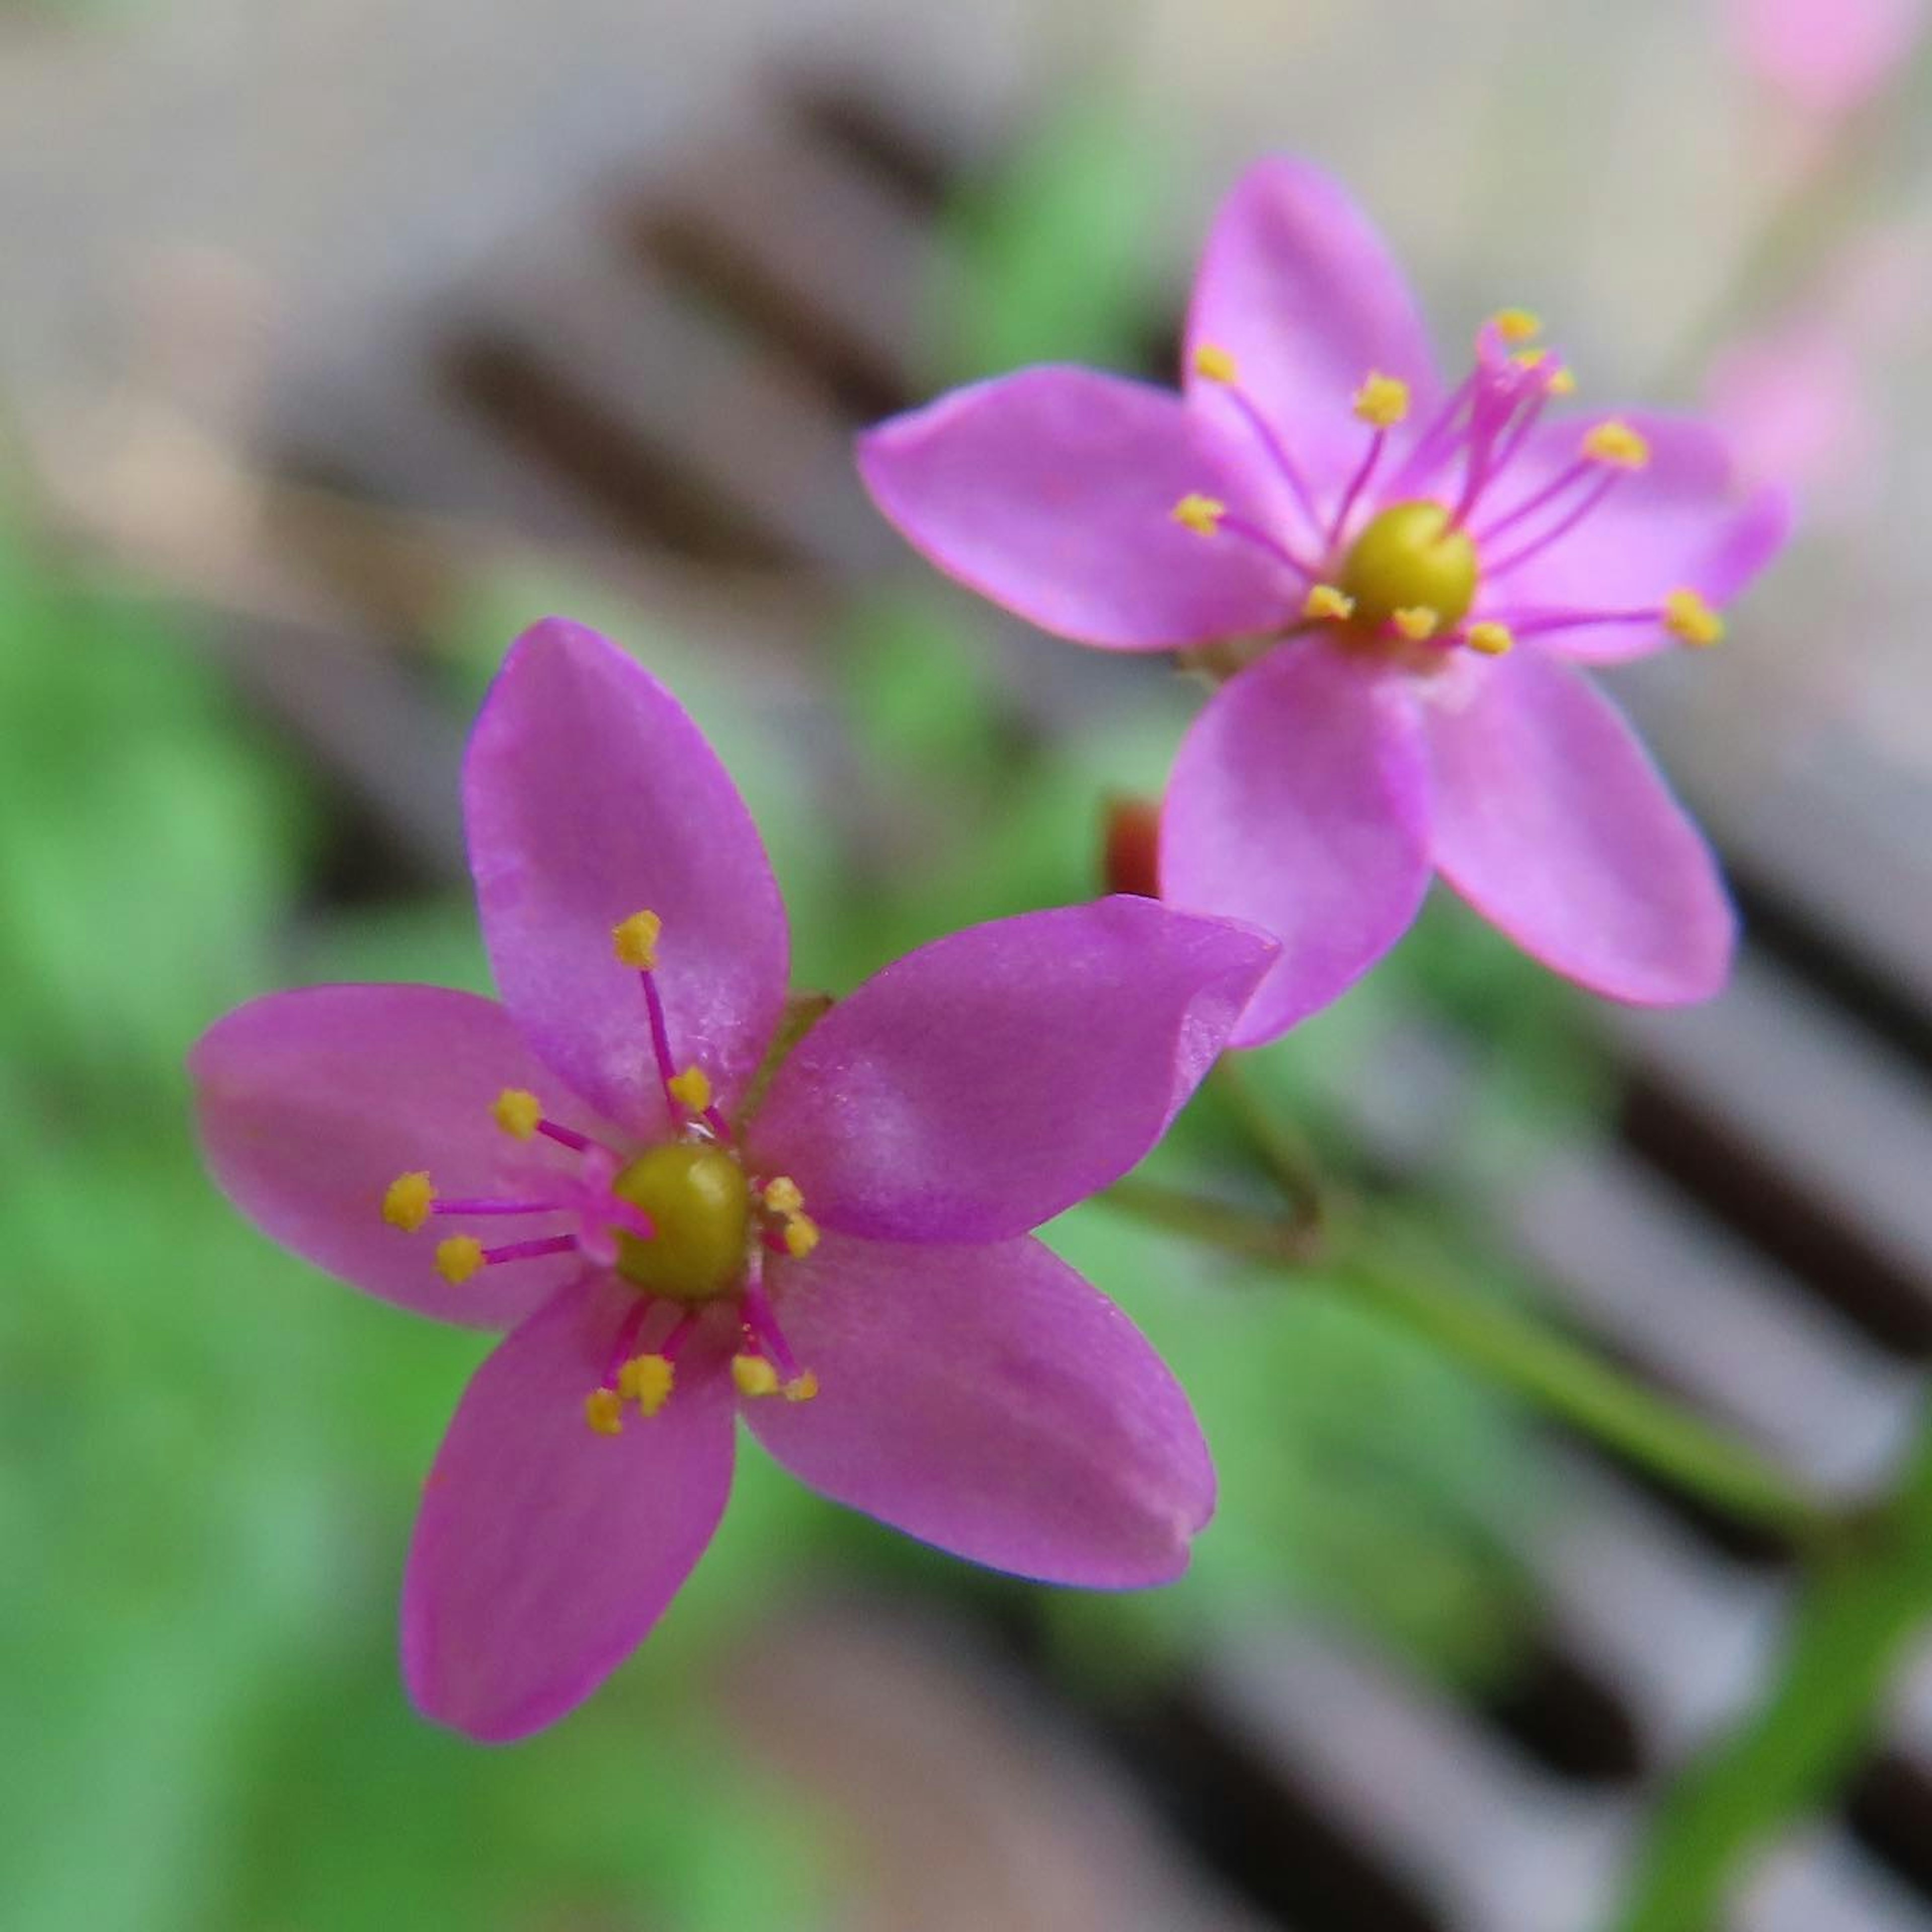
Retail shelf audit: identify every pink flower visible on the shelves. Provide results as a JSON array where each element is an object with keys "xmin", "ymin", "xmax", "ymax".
[
  {"xmin": 1728, "ymin": 0, "xmax": 1925, "ymax": 118},
  {"xmin": 190, "ymin": 620, "xmax": 1275, "ymax": 1741},
  {"xmin": 859, "ymin": 158, "xmax": 1791, "ymax": 1044}
]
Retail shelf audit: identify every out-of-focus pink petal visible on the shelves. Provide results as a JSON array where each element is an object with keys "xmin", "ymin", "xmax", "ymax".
[
  {"xmin": 749, "ymin": 899, "xmax": 1276, "ymax": 1243},
  {"xmin": 1480, "ymin": 412, "xmax": 1792, "ymax": 664},
  {"xmin": 464, "ymin": 620, "xmax": 788, "ymax": 1138},
  {"xmin": 1183, "ymin": 155, "xmax": 1441, "ymax": 485},
  {"xmin": 191, "ymin": 985, "xmax": 592, "ymax": 1330},
  {"xmin": 857, "ymin": 366, "xmax": 1300, "ymax": 650},
  {"xmin": 749, "ymin": 1234, "xmax": 1212, "ymax": 1586},
  {"xmin": 1160, "ymin": 641, "xmax": 1432, "ymax": 1046},
  {"xmin": 1423, "ymin": 650, "xmax": 1734, "ymax": 1004},
  {"xmin": 403, "ymin": 1276, "xmax": 736, "ymax": 1741},
  {"xmin": 1705, "ymin": 321, "xmax": 1878, "ymax": 512},
  {"xmin": 1729, "ymin": 0, "xmax": 1925, "ymax": 116}
]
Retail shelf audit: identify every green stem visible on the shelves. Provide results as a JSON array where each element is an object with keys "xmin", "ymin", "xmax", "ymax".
[
  {"xmin": 1609, "ymin": 1410, "xmax": 1932, "ymax": 1932},
  {"xmin": 1208, "ymin": 1057, "xmax": 1329, "ymax": 1227},
  {"xmin": 1101, "ymin": 1182, "xmax": 1833, "ymax": 1546},
  {"xmin": 1340, "ymin": 1217, "xmax": 1833, "ymax": 1546}
]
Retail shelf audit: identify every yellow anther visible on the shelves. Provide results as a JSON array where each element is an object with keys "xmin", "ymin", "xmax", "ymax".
[
  {"xmin": 1548, "ymin": 368, "xmax": 1578, "ymax": 397},
  {"xmin": 733, "ymin": 1353, "xmax": 779, "ymax": 1399},
  {"xmin": 1582, "ymin": 420, "xmax": 1650, "ymax": 470},
  {"xmin": 783, "ymin": 1372, "xmax": 820, "ymax": 1404},
  {"xmin": 1465, "ymin": 621, "xmax": 1516, "ymax": 657},
  {"xmin": 782, "ymin": 1214, "xmax": 821, "ymax": 1260},
  {"xmin": 1192, "ymin": 343, "xmax": 1239, "ymax": 384},
  {"xmin": 435, "ymin": 1236, "xmax": 485, "ymax": 1285},
  {"xmin": 492, "ymin": 1088, "xmax": 542, "ymax": 1140},
  {"xmin": 761, "ymin": 1175, "xmax": 803, "ymax": 1215},
  {"xmin": 1492, "ymin": 307, "xmax": 1542, "ymax": 344},
  {"xmin": 618, "ymin": 1353, "xmax": 676, "ymax": 1417},
  {"xmin": 1351, "ymin": 372, "xmax": 1410, "ymax": 428},
  {"xmin": 1512, "ymin": 348, "xmax": 1547, "ymax": 371},
  {"xmin": 584, "ymin": 1387, "xmax": 625, "ymax": 1436},
  {"xmin": 612, "ymin": 909, "xmax": 663, "ymax": 970},
  {"xmin": 668, "ymin": 1065, "xmax": 713, "ymax": 1113},
  {"xmin": 1303, "ymin": 583, "xmax": 1356, "ymax": 622},
  {"xmin": 1171, "ymin": 493, "xmax": 1226, "ymax": 537},
  {"xmin": 1393, "ymin": 606, "xmax": 1440, "ymax": 641},
  {"xmin": 1663, "ymin": 588, "xmax": 1724, "ymax": 648},
  {"xmin": 383, "ymin": 1171, "xmax": 435, "ymax": 1233}
]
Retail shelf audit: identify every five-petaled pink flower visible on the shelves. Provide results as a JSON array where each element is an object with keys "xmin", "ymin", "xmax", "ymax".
[
  {"xmin": 190, "ymin": 619, "xmax": 1275, "ymax": 1742},
  {"xmin": 859, "ymin": 156, "xmax": 1792, "ymax": 1044}
]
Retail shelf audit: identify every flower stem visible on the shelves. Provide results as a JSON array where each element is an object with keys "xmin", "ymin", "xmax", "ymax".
[
  {"xmin": 1208, "ymin": 1056, "xmax": 1330, "ymax": 1229},
  {"xmin": 1607, "ymin": 1404, "xmax": 1932, "ymax": 1931},
  {"xmin": 1099, "ymin": 1181, "xmax": 1833, "ymax": 1545}
]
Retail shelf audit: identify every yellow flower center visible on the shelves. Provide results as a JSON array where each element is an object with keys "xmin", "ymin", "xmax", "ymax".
[
  {"xmin": 1337, "ymin": 500, "xmax": 1480, "ymax": 632},
  {"xmin": 611, "ymin": 1142, "xmax": 752, "ymax": 1302}
]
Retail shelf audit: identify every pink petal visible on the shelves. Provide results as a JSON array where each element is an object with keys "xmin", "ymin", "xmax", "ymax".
[
  {"xmin": 1160, "ymin": 641, "xmax": 1432, "ymax": 1047},
  {"xmin": 1423, "ymin": 650, "xmax": 1734, "ymax": 1004},
  {"xmin": 191, "ymin": 985, "xmax": 594, "ymax": 1330},
  {"xmin": 857, "ymin": 366, "xmax": 1300, "ymax": 650},
  {"xmin": 1183, "ymin": 155, "xmax": 1442, "ymax": 485},
  {"xmin": 749, "ymin": 1234, "xmax": 1212, "ymax": 1586},
  {"xmin": 464, "ymin": 619, "xmax": 789, "ymax": 1138},
  {"xmin": 1479, "ymin": 412, "xmax": 1792, "ymax": 664},
  {"xmin": 403, "ymin": 1276, "xmax": 736, "ymax": 1741},
  {"xmin": 1729, "ymin": 0, "xmax": 1925, "ymax": 116},
  {"xmin": 749, "ymin": 898, "xmax": 1276, "ymax": 1243}
]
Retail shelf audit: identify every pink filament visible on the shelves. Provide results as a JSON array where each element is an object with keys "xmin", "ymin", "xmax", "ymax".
[
  {"xmin": 1215, "ymin": 510, "xmax": 1321, "ymax": 581},
  {"xmin": 1209, "ymin": 379, "xmax": 1325, "ymax": 535},
  {"xmin": 1328, "ymin": 427, "xmax": 1387, "ymax": 548},
  {"xmin": 483, "ymin": 1234, "xmax": 580, "ymax": 1267},
  {"xmin": 1484, "ymin": 470, "xmax": 1622, "ymax": 579}
]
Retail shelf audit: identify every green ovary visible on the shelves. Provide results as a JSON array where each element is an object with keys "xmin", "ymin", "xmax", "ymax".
[
  {"xmin": 1338, "ymin": 500, "xmax": 1479, "ymax": 630},
  {"xmin": 612, "ymin": 1142, "xmax": 752, "ymax": 1302}
]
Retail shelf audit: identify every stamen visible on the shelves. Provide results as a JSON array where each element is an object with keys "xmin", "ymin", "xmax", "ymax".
[
  {"xmin": 1580, "ymin": 420, "xmax": 1651, "ymax": 470},
  {"xmin": 383, "ymin": 1171, "xmax": 435, "ymax": 1233},
  {"xmin": 1385, "ymin": 371, "xmax": 1476, "ymax": 498},
  {"xmin": 740, "ymin": 1257, "xmax": 812, "ymax": 1399},
  {"xmin": 668, "ymin": 1065, "xmax": 713, "ymax": 1114},
  {"xmin": 1330, "ymin": 374, "xmax": 1409, "ymax": 548},
  {"xmin": 1303, "ymin": 583, "xmax": 1355, "ymax": 622},
  {"xmin": 584, "ymin": 1387, "xmax": 625, "ymax": 1436},
  {"xmin": 732, "ymin": 1353, "xmax": 779, "ymax": 1398},
  {"xmin": 1479, "ymin": 597, "xmax": 1722, "ymax": 644},
  {"xmin": 1171, "ymin": 492, "xmax": 1225, "ymax": 536},
  {"xmin": 435, "ymin": 1232, "xmax": 576, "ymax": 1283},
  {"xmin": 1663, "ymin": 589, "xmax": 1724, "ymax": 647},
  {"xmin": 762, "ymin": 1176, "xmax": 803, "ymax": 1215},
  {"xmin": 1351, "ymin": 372, "xmax": 1410, "ymax": 428},
  {"xmin": 1173, "ymin": 495, "xmax": 1319, "ymax": 580},
  {"xmin": 1392, "ymin": 607, "xmax": 1439, "ymax": 642},
  {"xmin": 493, "ymin": 1088, "xmax": 592, "ymax": 1154},
  {"xmin": 492, "ymin": 1089, "xmax": 542, "ymax": 1140},
  {"xmin": 781, "ymin": 1214, "xmax": 821, "ymax": 1260},
  {"xmin": 430, "ymin": 1196, "xmax": 567, "ymax": 1217},
  {"xmin": 618, "ymin": 1352, "xmax": 675, "ymax": 1416},
  {"xmin": 1189, "ymin": 351, "xmax": 1325, "ymax": 533},
  {"xmin": 1472, "ymin": 456, "xmax": 1596, "ymax": 547},
  {"xmin": 1483, "ymin": 470, "xmax": 1621, "ymax": 580},
  {"xmin": 1492, "ymin": 307, "xmax": 1542, "ymax": 344},
  {"xmin": 1192, "ymin": 344, "xmax": 1240, "ymax": 385},
  {"xmin": 611, "ymin": 910, "xmax": 662, "ymax": 970},
  {"xmin": 436, "ymin": 1236, "xmax": 484, "ymax": 1284},
  {"xmin": 1465, "ymin": 621, "xmax": 1515, "ymax": 657}
]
